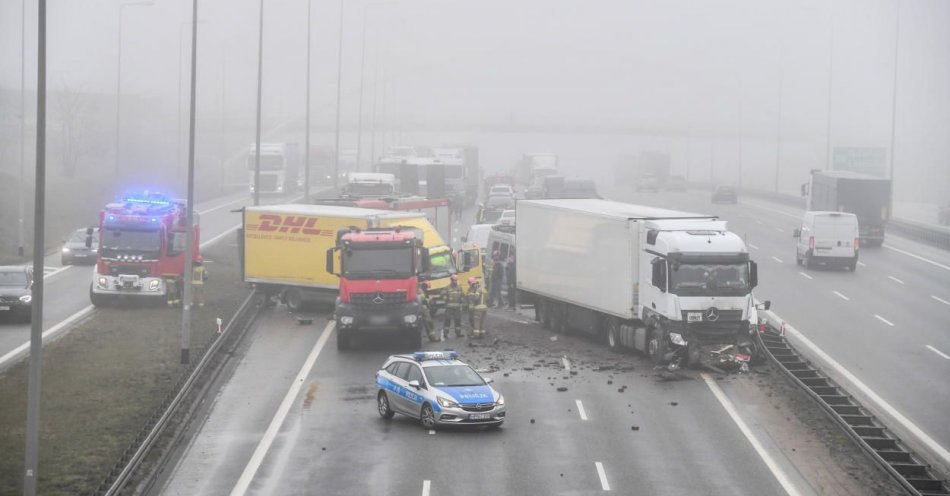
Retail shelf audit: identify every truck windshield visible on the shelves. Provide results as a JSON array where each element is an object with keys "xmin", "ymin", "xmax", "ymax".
[
  {"xmin": 669, "ymin": 262, "xmax": 750, "ymax": 296},
  {"xmin": 247, "ymin": 155, "xmax": 284, "ymax": 171},
  {"xmin": 348, "ymin": 182, "xmax": 394, "ymax": 196},
  {"xmin": 100, "ymin": 228, "xmax": 162, "ymax": 253},
  {"xmin": 342, "ymin": 246, "xmax": 413, "ymax": 279},
  {"xmin": 426, "ymin": 251, "xmax": 456, "ymax": 278}
]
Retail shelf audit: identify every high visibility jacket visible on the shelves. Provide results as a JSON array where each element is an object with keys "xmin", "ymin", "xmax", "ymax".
[
  {"xmin": 467, "ymin": 286, "xmax": 487, "ymax": 310},
  {"xmin": 192, "ymin": 266, "xmax": 206, "ymax": 285}
]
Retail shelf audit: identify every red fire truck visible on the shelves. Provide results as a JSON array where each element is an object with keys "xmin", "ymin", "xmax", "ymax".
[{"xmin": 89, "ymin": 192, "xmax": 200, "ymax": 306}]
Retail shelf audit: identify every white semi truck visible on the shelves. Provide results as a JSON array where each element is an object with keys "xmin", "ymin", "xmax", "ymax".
[
  {"xmin": 248, "ymin": 142, "xmax": 300, "ymax": 195},
  {"xmin": 517, "ymin": 199, "xmax": 769, "ymax": 369}
]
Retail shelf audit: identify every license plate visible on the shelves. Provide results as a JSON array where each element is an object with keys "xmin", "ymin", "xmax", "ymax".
[
  {"xmin": 0, "ymin": 306, "xmax": 9, "ymax": 311},
  {"xmin": 469, "ymin": 412, "xmax": 491, "ymax": 420},
  {"xmin": 369, "ymin": 316, "xmax": 388, "ymax": 325}
]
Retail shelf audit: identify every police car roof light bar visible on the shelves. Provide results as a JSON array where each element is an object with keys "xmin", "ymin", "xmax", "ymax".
[{"xmin": 412, "ymin": 351, "xmax": 459, "ymax": 361}]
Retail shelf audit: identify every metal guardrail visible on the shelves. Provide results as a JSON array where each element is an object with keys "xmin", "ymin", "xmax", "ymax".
[
  {"xmin": 754, "ymin": 326, "xmax": 949, "ymax": 496},
  {"xmin": 95, "ymin": 290, "xmax": 263, "ymax": 496}
]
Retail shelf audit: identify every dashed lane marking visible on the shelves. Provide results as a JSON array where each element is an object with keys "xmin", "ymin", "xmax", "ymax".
[
  {"xmin": 926, "ymin": 345, "xmax": 950, "ymax": 360},
  {"xmin": 798, "ymin": 272, "xmax": 813, "ymax": 280},
  {"xmin": 888, "ymin": 276, "xmax": 905, "ymax": 285},
  {"xmin": 230, "ymin": 321, "xmax": 335, "ymax": 496},
  {"xmin": 883, "ymin": 244, "xmax": 950, "ymax": 272},
  {"xmin": 771, "ymin": 256, "xmax": 783, "ymax": 263},
  {"xmin": 874, "ymin": 314, "xmax": 895, "ymax": 327},
  {"xmin": 595, "ymin": 462, "xmax": 610, "ymax": 491},
  {"xmin": 749, "ymin": 243, "xmax": 759, "ymax": 250},
  {"xmin": 857, "ymin": 261, "xmax": 866, "ymax": 267},
  {"xmin": 702, "ymin": 373, "xmax": 802, "ymax": 496},
  {"xmin": 576, "ymin": 400, "xmax": 588, "ymax": 421},
  {"xmin": 833, "ymin": 291, "xmax": 850, "ymax": 301},
  {"xmin": 932, "ymin": 295, "xmax": 950, "ymax": 306},
  {"xmin": 421, "ymin": 480, "xmax": 431, "ymax": 496}
]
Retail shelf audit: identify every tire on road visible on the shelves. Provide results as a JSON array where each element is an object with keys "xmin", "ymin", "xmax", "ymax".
[
  {"xmin": 420, "ymin": 403, "xmax": 437, "ymax": 430},
  {"xmin": 377, "ymin": 391, "xmax": 395, "ymax": 419},
  {"xmin": 284, "ymin": 288, "xmax": 305, "ymax": 312}
]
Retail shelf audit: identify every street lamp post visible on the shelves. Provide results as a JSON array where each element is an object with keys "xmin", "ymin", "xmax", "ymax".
[
  {"xmin": 19, "ymin": 0, "xmax": 26, "ymax": 258},
  {"xmin": 354, "ymin": 11, "xmax": 368, "ymax": 171},
  {"xmin": 253, "ymin": 0, "xmax": 264, "ymax": 206},
  {"xmin": 333, "ymin": 0, "xmax": 344, "ymax": 190},
  {"xmin": 114, "ymin": 0, "xmax": 153, "ymax": 178},
  {"xmin": 178, "ymin": 20, "xmax": 206, "ymax": 184},
  {"xmin": 180, "ymin": 0, "xmax": 200, "ymax": 366},
  {"xmin": 304, "ymin": 0, "xmax": 313, "ymax": 203},
  {"xmin": 824, "ymin": 9, "xmax": 835, "ymax": 170}
]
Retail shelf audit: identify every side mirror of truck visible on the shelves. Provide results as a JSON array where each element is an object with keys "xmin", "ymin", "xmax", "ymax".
[
  {"xmin": 792, "ymin": 228, "xmax": 800, "ymax": 238},
  {"xmin": 750, "ymin": 261, "xmax": 758, "ymax": 289},
  {"xmin": 756, "ymin": 300, "xmax": 771, "ymax": 311},
  {"xmin": 325, "ymin": 247, "xmax": 337, "ymax": 275}
]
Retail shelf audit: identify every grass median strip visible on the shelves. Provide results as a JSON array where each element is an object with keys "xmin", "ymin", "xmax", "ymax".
[{"xmin": 0, "ymin": 241, "xmax": 246, "ymax": 496}]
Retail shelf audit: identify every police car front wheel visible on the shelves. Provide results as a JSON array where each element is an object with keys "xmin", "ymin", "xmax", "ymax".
[
  {"xmin": 377, "ymin": 392, "xmax": 395, "ymax": 420},
  {"xmin": 420, "ymin": 403, "xmax": 437, "ymax": 429}
]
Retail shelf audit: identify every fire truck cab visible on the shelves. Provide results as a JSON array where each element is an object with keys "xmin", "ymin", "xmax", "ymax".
[{"xmin": 89, "ymin": 193, "xmax": 200, "ymax": 306}]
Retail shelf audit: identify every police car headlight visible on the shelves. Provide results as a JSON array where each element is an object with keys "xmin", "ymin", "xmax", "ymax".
[
  {"xmin": 340, "ymin": 316, "xmax": 354, "ymax": 325},
  {"xmin": 437, "ymin": 397, "xmax": 460, "ymax": 409},
  {"xmin": 97, "ymin": 276, "xmax": 109, "ymax": 288},
  {"xmin": 19, "ymin": 294, "xmax": 31, "ymax": 303},
  {"xmin": 148, "ymin": 279, "xmax": 160, "ymax": 291},
  {"xmin": 404, "ymin": 314, "xmax": 418, "ymax": 324},
  {"xmin": 495, "ymin": 394, "xmax": 504, "ymax": 406},
  {"xmin": 669, "ymin": 332, "xmax": 687, "ymax": 346}
]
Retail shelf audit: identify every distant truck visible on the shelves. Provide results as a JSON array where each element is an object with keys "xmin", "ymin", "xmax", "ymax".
[
  {"xmin": 541, "ymin": 177, "xmax": 600, "ymax": 199},
  {"xmin": 516, "ymin": 153, "xmax": 558, "ymax": 192},
  {"xmin": 516, "ymin": 199, "xmax": 768, "ymax": 369},
  {"xmin": 803, "ymin": 170, "xmax": 892, "ymax": 247},
  {"xmin": 248, "ymin": 142, "xmax": 300, "ymax": 195},
  {"xmin": 90, "ymin": 193, "xmax": 200, "ymax": 306},
  {"xmin": 432, "ymin": 146, "xmax": 480, "ymax": 205},
  {"xmin": 613, "ymin": 152, "xmax": 671, "ymax": 191},
  {"xmin": 341, "ymin": 172, "xmax": 397, "ymax": 199}
]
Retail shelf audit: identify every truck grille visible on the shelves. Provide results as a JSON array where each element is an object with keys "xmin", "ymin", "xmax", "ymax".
[
  {"xmin": 461, "ymin": 403, "xmax": 494, "ymax": 412},
  {"xmin": 260, "ymin": 174, "xmax": 278, "ymax": 191},
  {"xmin": 109, "ymin": 265, "xmax": 151, "ymax": 277},
  {"xmin": 351, "ymin": 291, "xmax": 406, "ymax": 308},
  {"xmin": 687, "ymin": 321, "xmax": 745, "ymax": 344}
]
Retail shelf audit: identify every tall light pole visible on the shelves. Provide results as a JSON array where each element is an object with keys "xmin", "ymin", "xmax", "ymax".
[
  {"xmin": 180, "ymin": 0, "xmax": 199, "ymax": 365},
  {"xmin": 775, "ymin": 21, "xmax": 786, "ymax": 193},
  {"xmin": 18, "ymin": 0, "xmax": 26, "ymax": 258},
  {"xmin": 369, "ymin": 31, "xmax": 381, "ymax": 167},
  {"xmin": 253, "ymin": 0, "xmax": 264, "ymax": 206},
  {"xmin": 355, "ymin": 2, "xmax": 395, "ymax": 172},
  {"xmin": 824, "ymin": 7, "xmax": 835, "ymax": 170},
  {"xmin": 304, "ymin": 0, "xmax": 313, "ymax": 203},
  {"xmin": 23, "ymin": 0, "xmax": 47, "ymax": 493},
  {"xmin": 114, "ymin": 0, "xmax": 153, "ymax": 178},
  {"xmin": 333, "ymin": 0, "xmax": 344, "ymax": 189},
  {"xmin": 887, "ymin": 1, "xmax": 901, "ymax": 183},
  {"xmin": 179, "ymin": 20, "xmax": 206, "ymax": 184}
]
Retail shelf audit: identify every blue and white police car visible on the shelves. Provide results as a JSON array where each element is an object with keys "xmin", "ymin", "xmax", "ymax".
[{"xmin": 375, "ymin": 351, "xmax": 506, "ymax": 429}]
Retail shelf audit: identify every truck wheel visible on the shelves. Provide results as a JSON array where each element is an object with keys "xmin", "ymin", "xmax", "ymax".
[
  {"xmin": 89, "ymin": 284, "xmax": 104, "ymax": 308},
  {"xmin": 647, "ymin": 325, "xmax": 670, "ymax": 365},
  {"xmin": 848, "ymin": 258, "xmax": 857, "ymax": 272},
  {"xmin": 337, "ymin": 332, "xmax": 351, "ymax": 351},
  {"xmin": 540, "ymin": 300, "xmax": 552, "ymax": 330},
  {"xmin": 284, "ymin": 289, "xmax": 304, "ymax": 312},
  {"xmin": 605, "ymin": 317, "xmax": 621, "ymax": 351},
  {"xmin": 804, "ymin": 253, "xmax": 814, "ymax": 270}
]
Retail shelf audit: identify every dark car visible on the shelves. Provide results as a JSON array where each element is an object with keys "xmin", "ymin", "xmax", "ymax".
[
  {"xmin": 61, "ymin": 227, "xmax": 99, "ymax": 265},
  {"xmin": 0, "ymin": 266, "xmax": 33, "ymax": 322},
  {"xmin": 711, "ymin": 185, "xmax": 738, "ymax": 204}
]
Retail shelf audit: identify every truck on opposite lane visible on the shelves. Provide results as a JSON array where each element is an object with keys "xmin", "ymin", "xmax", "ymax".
[{"xmin": 517, "ymin": 199, "xmax": 768, "ymax": 369}]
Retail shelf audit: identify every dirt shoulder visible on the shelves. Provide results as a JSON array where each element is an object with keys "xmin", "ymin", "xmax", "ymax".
[{"xmin": 0, "ymin": 240, "xmax": 246, "ymax": 496}]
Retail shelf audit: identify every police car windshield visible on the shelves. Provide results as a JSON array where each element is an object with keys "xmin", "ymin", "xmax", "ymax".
[
  {"xmin": 424, "ymin": 365, "xmax": 485, "ymax": 387},
  {"xmin": 669, "ymin": 262, "xmax": 750, "ymax": 297}
]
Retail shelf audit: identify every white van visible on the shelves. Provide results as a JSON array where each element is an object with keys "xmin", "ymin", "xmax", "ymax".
[{"xmin": 794, "ymin": 211, "xmax": 860, "ymax": 271}]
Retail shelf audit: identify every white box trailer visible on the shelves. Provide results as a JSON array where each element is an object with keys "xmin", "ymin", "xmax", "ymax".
[{"xmin": 517, "ymin": 199, "xmax": 768, "ymax": 369}]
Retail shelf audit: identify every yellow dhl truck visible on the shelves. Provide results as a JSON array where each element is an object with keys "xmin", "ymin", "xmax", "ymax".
[{"xmin": 240, "ymin": 204, "xmax": 482, "ymax": 311}]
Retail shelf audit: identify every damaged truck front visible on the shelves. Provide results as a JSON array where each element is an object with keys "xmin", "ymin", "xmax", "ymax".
[{"xmin": 516, "ymin": 199, "xmax": 769, "ymax": 370}]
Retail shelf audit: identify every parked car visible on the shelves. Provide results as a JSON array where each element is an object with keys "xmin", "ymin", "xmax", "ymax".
[
  {"xmin": 61, "ymin": 227, "xmax": 99, "ymax": 265},
  {"xmin": 794, "ymin": 211, "xmax": 860, "ymax": 271},
  {"xmin": 488, "ymin": 184, "xmax": 514, "ymax": 198},
  {"xmin": 498, "ymin": 209, "xmax": 516, "ymax": 226},
  {"xmin": 0, "ymin": 266, "xmax": 33, "ymax": 322},
  {"xmin": 711, "ymin": 185, "xmax": 738, "ymax": 204}
]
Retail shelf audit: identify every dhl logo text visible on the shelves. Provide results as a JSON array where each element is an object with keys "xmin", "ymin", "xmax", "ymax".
[{"xmin": 248, "ymin": 215, "xmax": 334, "ymax": 236}]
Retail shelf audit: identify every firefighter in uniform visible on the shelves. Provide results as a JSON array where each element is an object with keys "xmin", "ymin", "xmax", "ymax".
[
  {"xmin": 166, "ymin": 275, "xmax": 182, "ymax": 307},
  {"xmin": 192, "ymin": 261, "xmax": 207, "ymax": 307},
  {"xmin": 466, "ymin": 276, "xmax": 488, "ymax": 337},
  {"xmin": 420, "ymin": 283, "xmax": 439, "ymax": 342},
  {"xmin": 442, "ymin": 275, "xmax": 464, "ymax": 338}
]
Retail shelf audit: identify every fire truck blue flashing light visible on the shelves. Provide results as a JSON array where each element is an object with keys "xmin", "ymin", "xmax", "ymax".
[{"xmin": 123, "ymin": 193, "xmax": 172, "ymax": 207}]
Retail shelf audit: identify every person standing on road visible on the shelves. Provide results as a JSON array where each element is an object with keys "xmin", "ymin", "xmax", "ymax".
[
  {"xmin": 506, "ymin": 255, "xmax": 517, "ymax": 310},
  {"xmin": 466, "ymin": 276, "xmax": 488, "ymax": 337},
  {"xmin": 488, "ymin": 252, "xmax": 505, "ymax": 308},
  {"xmin": 443, "ymin": 275, "xmax": 464, "ymax": 338},
  {"xmin": 192, "ymin": 261, "xmax": 207, "ymax": 307}
]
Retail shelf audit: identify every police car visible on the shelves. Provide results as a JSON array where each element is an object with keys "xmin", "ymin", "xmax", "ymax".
[{"xmin": 375, "ymin": 351, "xmax": 506, "ymax": 429}]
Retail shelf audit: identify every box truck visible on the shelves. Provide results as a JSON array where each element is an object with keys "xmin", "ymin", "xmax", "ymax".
[
  {"xmin": 517, "ymin": 199, "xmax": 769, "ymax": 369},
  {"xmin": 803, "ymin": 170, "xmax": 891, "ymax": 246}
]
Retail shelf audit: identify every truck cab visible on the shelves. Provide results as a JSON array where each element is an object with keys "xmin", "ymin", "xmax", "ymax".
[
  {"xmin": 342, "ymin": 172, "xmax": 397, "ymax": 199},
  {"xmin": 248, "ymin": 142, "xmax": 299, "ymax": 195}
]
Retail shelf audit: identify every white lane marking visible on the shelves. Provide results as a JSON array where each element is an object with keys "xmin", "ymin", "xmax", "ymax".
[
  {"xmin": 798, "ymin": 272, "xmax": 813, "ymax": 280},
  {"xmin": 926, "ymin": 345, "xmax": 950, "ymax": 360},
  {"xmin": 561, "ymin": 357, "xmax": 571, "ymax": 372},
  {"xmin": 887, "ymin": 276, "xmax": 905, "ymax": 285},
  {"xmin": 421, "ymin": 480, "xmax": 431, "ymax": 496},
  {"xmin": 874, "ymin": 314, "xmax": 895, "ymax": 327},
  {"xmin": 761, "ymin": 311, "xmax": 950, "ymax": 468},
  {"xmin": 594, "ymin": 462, "xmax": 610, "ymax": 491},
  {"xmin": 774, "ymin": 227, "xmax": 785, "ymax": 233},
  {"xmin": 428, "ymin": 429, "xmax": 436, "ymax": 435},
  {"xmin": 576, "ymin": 399, "xmax": 588, "ymax": 421},
  {"xmin": 833, "ymin": 291, "xmax": 850, "ymax": 301},
  {"xmin": 932, "ymin": 295, "xmax": 950, "ymax": 306},
  {"xmin": 0, "ymin": 305, "xmax": 95, "ymax": 371},
  {"xmin": 857, "ymin": 261, "xmax": 866, "ymax": 267},
  {"xmin": 771, "ymin": 256, "xmax": 783, "ymax": 263},
  {"xmin": 749, "ymin": 243, "xmax": 759, "ymax": 250},
  {"xmin": 197, "ymin": 195, "xmax": 248, "ymax": 216},
  {"xmin": 43, "ymin": 265, "xmax": 73, "ymax": 279},
  {"xmin": 200, "ymin": 223, "xmax": 242, "ymax": 249},
  {"xmin": 743, "ymin": 200, "xmax": 801, "ymax": 219},
  {"xmin": 883, "ymin": 244, "xmax": 950, "ymax": 272},
  {"xmin": 701, "ymin": 373, "xmax": 802, "ymax": 496},
  {"xmin": 230, "ymin": 321, "xmax": 335, "ymax": 496},
  {"xmin": 755, "ymin": 220, "xmax": 764, "ymax": 225}
]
